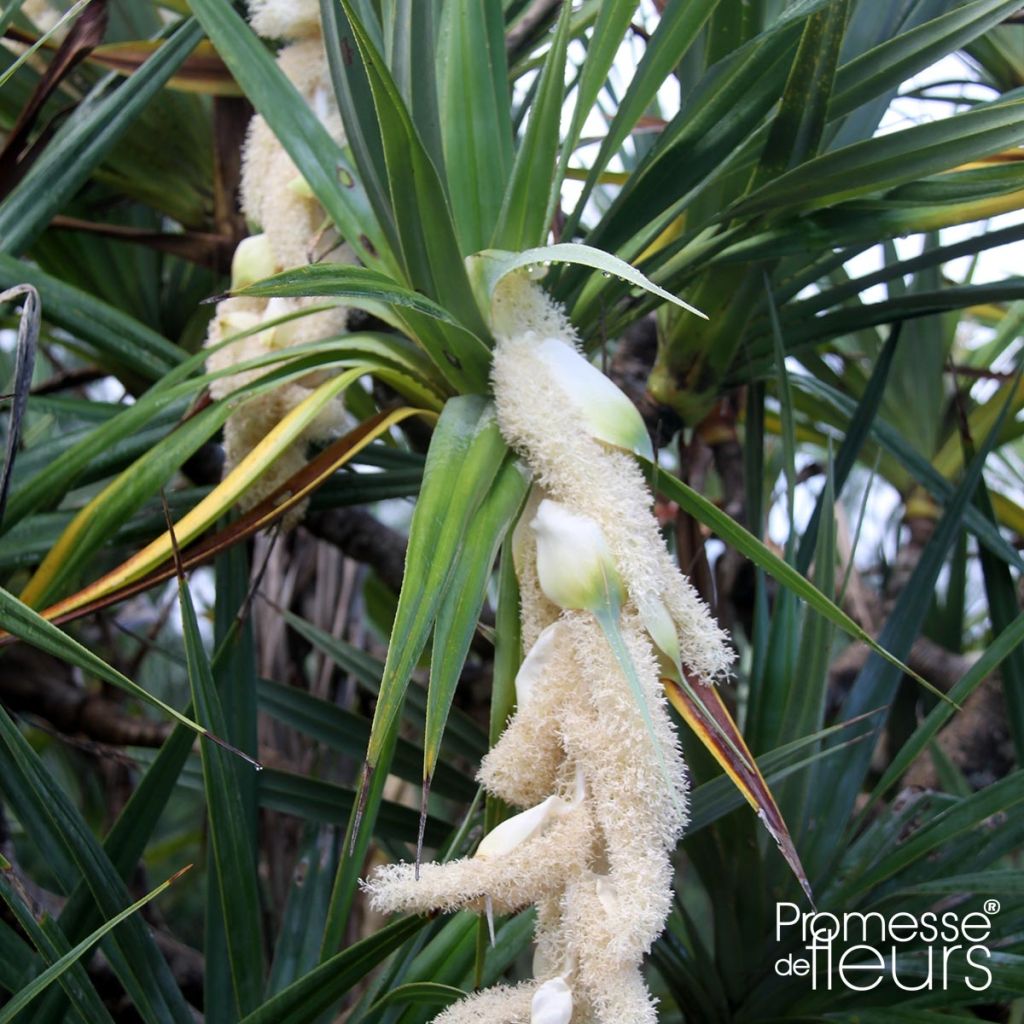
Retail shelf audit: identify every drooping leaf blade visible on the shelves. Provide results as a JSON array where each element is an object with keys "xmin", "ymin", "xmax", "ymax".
[
  {"xmin": 0, "ymin": 17, "xmax": 205, "ymax": 256},
  {"xmin": 322, "ymin": 396, "xmax": 506, "ymax": 954},
  {"xmin": 423, "ymin": 456, "xmax": 529, "ymax": 818},
  {"xmin": 177, "ymin": 573, "xmax": 265, "ymax": 1014},
  {"xmin": 0, "ymin": 867, "xmax": 192, "ymax": 1024}
]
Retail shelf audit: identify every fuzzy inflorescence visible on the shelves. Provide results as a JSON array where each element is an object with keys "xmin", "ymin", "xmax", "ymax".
[
  {"xmin": 365, "ymin": 274, "xmax": 734, "ymax": 1023},
  {"xmin": 202, "ymin": 9, "xmax": 352, "ymax": 518}
]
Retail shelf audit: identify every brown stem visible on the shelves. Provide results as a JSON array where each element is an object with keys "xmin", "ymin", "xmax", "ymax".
[{"xmin": 1, "ymin": 647, "xmax": 171, "ymax": 747}]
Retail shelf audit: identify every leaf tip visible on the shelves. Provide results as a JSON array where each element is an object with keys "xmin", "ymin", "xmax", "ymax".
[
  {"xmin": 416, "ymin": 774, "xmax": 432, "ymax": 881},
  {"xmin": 167, "ymin": 863, "xmax": 195, "ymax": 885}
]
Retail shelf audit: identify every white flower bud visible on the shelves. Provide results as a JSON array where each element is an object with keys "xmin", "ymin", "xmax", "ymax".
[
  {"xmin": 530, "ymin": 500, "xmax": 625, "ymax": 613},
  {"xmin": 475, "ymin": 794, "xmax": 568, "ymax": 860},
  {"xmin": 533, "ymin": 336, "xmax": 653, "ymax": 460},
  {"xmin": 311, "ymin": 85, "xmax": 330, "ymax": 123},
  {"xmin": 231, "ymin": 234, "xmax": 277, "ymax": 291},
  {"xmin": 531, "ymin": 977, "xmax": 573, "ymax": 1024},
  {"xmin": 515, "ymin": 622, "xmax": 565, "ymax": 710}
]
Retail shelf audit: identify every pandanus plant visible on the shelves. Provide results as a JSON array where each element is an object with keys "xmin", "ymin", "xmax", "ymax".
[
  {"xmin": 0, "ymin": 1, "xmax": 1024, "ymax": 1023},
  {"xmin": 191, "ymin": 9, "xmax": 814, "ymax": 1021}
]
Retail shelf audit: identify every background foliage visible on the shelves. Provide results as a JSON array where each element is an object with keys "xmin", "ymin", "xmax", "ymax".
[{"xmin": 1, "ymin": 0, "xmax": 1024, "ymax": 1021}]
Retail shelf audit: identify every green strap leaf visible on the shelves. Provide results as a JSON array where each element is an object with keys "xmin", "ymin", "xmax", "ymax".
[
  {"xmin": 829, "ymin": 0, "xmax": 1024, "ymax": 120},
  {"xmin": 829, "ymin": 770, "xmax": 1024, "ymax": 905},
  {"xmin": 241, "ymin": 917, "xmax": 427, "ymax": 1024},
  {"xmin": 0, "ymin": 868, "xmax": 190, "ymax": 1024},
  {"xmin": 339, "ymin": 0, "xmax": 486, "ymax": 339},
  {"xmin": 319, "ymin": 0, "xmax": 401, "ymax": 261},
  {"xmin": 0, "ymin": 18, "xmax": 204, "ymax": 256},
  {"xmin": 468, "ymin": 242, "xmax": 706, "ymax": 322},
  {"xmin": 548, "ymin": 0, "xmax": 636, "ymax": 234},
  {"xmin": 0, "ymin": 873, "xmax": 117, "ymax": 1024},
  {"xmin": 321, "ymin": 396, "xmax": 505, "ymax": 954},
  {"xmin": 751, "ymin": 0, "xmax": 849, "ymax": 188},
  {"xmin": 977, "ymin": 485, "xmax": 1024, "ymax": 763},
  {"xmin": 687, "ymin": 719, "xmax": 870, "ymax": 833},
  {"xmin": 795, "ymin": 326, "xmax": 899, "ymax": 574},
  {"xmin": 575, "ymin": 1, "xmax": 815, "ymax": 267},
  {"xmin": 0, "ymin": 586, "xmax": 230, "ymax": 743},
  {"xmin": 20, "ymin": 400, "xmax": 235, "ymax": 610},
  {"xmin": 422, "ymin": 456, "xmax": 530, "ymax": 830},
  {"xmin": 564, "ymin": 0, "xmax": 723, "ymax": 238},
  {"xmin": 364, "ymin": 396, "xmax": 507, "ymax": 772},
  {"xmin": 731, "ymin": 97, "xmax": 1024, "ymax": 219},
  {"xmin": 233, "ymin": 263, "xmax": 462, "ymax": 326},
  {"xmin": 0, "ymin": 708, "xmax": 195, "ymax": 1024},
  {"xmin": 280, "ymin": 608, "xmax": 488, "ymax": 762},
  {"xmin": 3, "ymin": 330, "xmax": 421, "ymax": 532},
  {"xmin": 177, "ymin": 574, "xmax": 265, "ymax": 1015},
  {"xmin": 436, "ymin": 0, "xmax": 513, "ymax": 253},
  {"xmin": 642, "ymin": 460, "xmax": 946, "ymax": 702},
  {"xmin": 368, "ymin": 981, "xmax": 466, "ymax": 1013},
  {"xmin": 803, "ymin": 372, "xmax": 1020, "ymax": 879},
  {"xmin": 787, "ymin": 373, "xmax": 1024, "ymax": 574},
  {"xmin": 492, "ymin": 0, "xmax": 571, "ymax": 249},
  {"xmin": 257, "ymin": 678, "xmax": 477, "ymax": 801},
  {"xmin": 862, "ymin": 569, "xmax": 1024, "ymax": 816},
  {"xmin": 0, "ymin": 253, "xmax": 183, "ymax": 380}
]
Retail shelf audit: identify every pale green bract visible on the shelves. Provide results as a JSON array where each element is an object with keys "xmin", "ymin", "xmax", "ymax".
[
  {"xmin": 530, "ymin": 499, "xmax": 626, "ymax": 613},
  {"xmin": 533, "ymin": 337, "xmax": 654, "ymax": 461}
]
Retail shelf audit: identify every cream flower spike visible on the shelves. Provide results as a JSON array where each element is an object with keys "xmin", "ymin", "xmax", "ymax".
[
  {"xmin": 532, "ymin": 336, "xmax": 653, "ymax": 460},
  {"xmin": 492, "ymin": 276, "xmax": 734, "ymax": 685},
  {"xmin": 430, "ymin": 983, "xmax": 535, "ymax": 1024},
  {"xmin": 368, "ymin": 276, "xmax": 733, "ymax": 1022},
  {"xmin": 203, "ymin": 12, "xmax": 354, "ymax": 524},
  {"xmin": 248, "ymin": 0, "xmax": 322, "ymax": 39}
]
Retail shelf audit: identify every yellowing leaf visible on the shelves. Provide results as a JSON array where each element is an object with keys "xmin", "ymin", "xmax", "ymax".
[{"xmin": 664, "ymin": 673, "xmax": 813, "ymax": 904}]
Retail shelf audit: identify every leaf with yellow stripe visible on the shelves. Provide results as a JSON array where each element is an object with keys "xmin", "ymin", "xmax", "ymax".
[
  {"xmin": 0, "ymin": 408, "xmax": 426, "ymax": 642},
  {"xmin": 664, "ymin": 671, "xmax": 812, "ymax": 904},
  {"xmin": 89, "ymin": 40, "xmax": 242, "ymax": 95},
  {"xmin": 17, "ymin": 369, "xmax": 391, "ymax": 625}
]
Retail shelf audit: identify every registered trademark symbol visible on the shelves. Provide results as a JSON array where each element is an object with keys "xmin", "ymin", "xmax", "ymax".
[{"xmin": 984, "ymin": 899, "xmax": 1000, "ymax": 915}]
